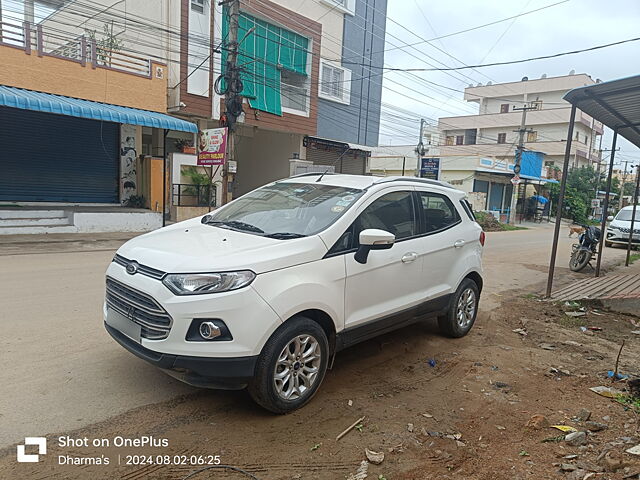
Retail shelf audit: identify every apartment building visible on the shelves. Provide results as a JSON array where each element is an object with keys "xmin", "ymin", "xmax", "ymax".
[
  {"xmin": 0, "ymin": 0, "xmax": 387, "ymax": 227},
  {"xmin": 0, "ymin": 0, "xmax": 199, "ymax": 233},
  {"xmin": 437, "ymin": 73, "xmax": 604, "ymax": 214}
]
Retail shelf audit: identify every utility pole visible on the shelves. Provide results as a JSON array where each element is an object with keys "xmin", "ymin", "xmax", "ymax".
[
  {"xmin": 625, "ymin": 164, "xmax": 639, "ymax": 267},
  {"xmin": 509, "ymin": 104, "xmax": 536, "ymax": 224},
  {"xmin": 415, "ymin": 119, "xmax": 426, "ymax": 177},
  {"xmin": 222, "ymin": 0, "xmax": 241, "ymax": 204},
  {"xmin": 620, "ymin": 159, "xmax": 631, "ymax": 207}
]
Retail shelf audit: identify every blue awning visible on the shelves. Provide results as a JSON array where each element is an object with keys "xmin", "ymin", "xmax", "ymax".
[{"xmin": 0, "ymin": 85, "xmax": 197, "ymax": 132}]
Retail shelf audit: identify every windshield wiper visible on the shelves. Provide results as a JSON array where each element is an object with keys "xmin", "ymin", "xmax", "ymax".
[
  {"xmin": 201, "ymin": 218, "xmax": 264, "ymax": 234},
  {"xmin": 263, "ymin": 232, "xmax": 307, "ymax": 239}
]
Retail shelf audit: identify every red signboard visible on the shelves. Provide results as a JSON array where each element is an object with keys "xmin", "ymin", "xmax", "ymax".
[{"xmin": 197, "ymin": 128, "xmax": 228, "ymax": 166}]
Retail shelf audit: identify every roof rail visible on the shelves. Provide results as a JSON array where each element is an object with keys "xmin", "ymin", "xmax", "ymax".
[
  {"xmin": 288, "ymin": 172, "xmax": 336, "ymax": 178},
  {"xmin": 373, "ymin": 176, "xmax": 456, "ymax": 189}
]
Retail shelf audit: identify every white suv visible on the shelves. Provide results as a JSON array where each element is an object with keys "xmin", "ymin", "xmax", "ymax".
[{"xmin": 104, "ymin": 174, "xmax": 484, "ymax": 413}]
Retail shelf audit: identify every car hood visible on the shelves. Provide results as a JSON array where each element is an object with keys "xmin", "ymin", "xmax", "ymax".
[{"xmin": 116, "ymin": 217, "xmax": 328, "ymax": 274}]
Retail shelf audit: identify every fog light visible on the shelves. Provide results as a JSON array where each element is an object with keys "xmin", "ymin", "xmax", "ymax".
[{"xmin": 199, "ymin": 321, "xmax": 221, "ymax": 340}]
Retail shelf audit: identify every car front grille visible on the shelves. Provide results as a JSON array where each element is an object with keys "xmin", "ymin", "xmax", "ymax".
[
  {"xmin": 106, "ymin": 277, "xmax": 172, "ymax": 340},
  {"xmin": 618, "ymin": 227, "xmax": 640, "ymax": 234},
  {"xmin": 112, "ymin": 254, "xmax": 166, "ymax": 280}
]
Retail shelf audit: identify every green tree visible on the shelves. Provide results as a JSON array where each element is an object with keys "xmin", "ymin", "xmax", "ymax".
[{"xmin": 548, "ymin": 166, "xmax": 620, "ymax": 224}]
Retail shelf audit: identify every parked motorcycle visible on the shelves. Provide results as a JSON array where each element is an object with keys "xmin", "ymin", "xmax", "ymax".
[{"xmin": 569, "ymin": 225, "xmax": 601, "ymax": 272}]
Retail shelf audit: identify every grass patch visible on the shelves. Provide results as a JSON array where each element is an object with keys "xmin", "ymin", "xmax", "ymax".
[
  {"xmin": 628, "ymin": 253, "xmax": 640, "ymax": 265},
  {"xmin": 556, "ymin": 316, "xmax": 588, "ymax": 328},
  {"xmin": 616, "ymin": 394, "xmax": 640, "ymax": 413},
  {"xmin": 501, "ymin": 223, "xmax": 529, "ymax": 231}
]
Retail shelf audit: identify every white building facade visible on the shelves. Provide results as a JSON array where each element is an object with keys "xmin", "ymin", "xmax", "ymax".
[{"xmin": 436, "ymin": 73, "xmax": 604, "ymax": 216}]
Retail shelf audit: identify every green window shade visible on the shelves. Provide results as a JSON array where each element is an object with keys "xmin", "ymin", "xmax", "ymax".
[{"xmin": 221, "ymin": 10, "xmax": 308, "ymax": 116}]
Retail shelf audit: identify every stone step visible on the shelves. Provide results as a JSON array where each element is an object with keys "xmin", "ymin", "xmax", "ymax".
[
  {"xmin": 0, "ymin": 225, "xmax": 79, "ymax": 235},
  {"xmin": 0, "ymin": 217, "xmax": 71, "ymax": 227},
  {"xmin": 0, "ymin": 209, "xmax": 67, "ymax": 219}
]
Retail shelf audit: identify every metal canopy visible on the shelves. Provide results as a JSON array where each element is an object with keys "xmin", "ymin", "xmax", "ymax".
[
  {"xmin": 0, "ymin": 85, "xmax": 197, "ymax": 133},
  {"xmin": 563, "ymin": 74, "xmax": 640, "ymax": 148}
]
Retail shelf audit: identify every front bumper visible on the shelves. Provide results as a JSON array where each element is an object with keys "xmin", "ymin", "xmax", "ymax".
[
  {"xmin": 105, "ymin": 322, "xmax": 257, "ymax": 390},
  {"xmin": 606, "ymin": 229, "xmax": 640, "ymax": 245}
]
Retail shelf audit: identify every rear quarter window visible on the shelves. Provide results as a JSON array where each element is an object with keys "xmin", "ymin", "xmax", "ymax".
[{"xmin": 460, "ymin": 199, "xmax": 476, "ymax": 221}]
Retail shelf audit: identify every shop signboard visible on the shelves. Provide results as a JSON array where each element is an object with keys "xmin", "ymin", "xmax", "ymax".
[
  {"xmin": 420, "ymin": 157, "xmax": 440, "ymax": 180},
  {"xmin": 197, "ymin": 128, "xmax": 228, "ymax": 166}
]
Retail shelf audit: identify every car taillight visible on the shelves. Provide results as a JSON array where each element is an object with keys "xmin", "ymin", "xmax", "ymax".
[{"xmin": 479, "ymin": 231, "xmax": 486, "ymax": 246}]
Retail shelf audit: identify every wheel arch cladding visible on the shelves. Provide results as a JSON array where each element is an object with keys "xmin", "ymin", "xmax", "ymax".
[
  {"xmin": 464, "ymin": 271, "xmax": 483, "ymax": 293},
  {"xmin": 287, "ymin": 309, "xmax": 336, "ymax": 354}
]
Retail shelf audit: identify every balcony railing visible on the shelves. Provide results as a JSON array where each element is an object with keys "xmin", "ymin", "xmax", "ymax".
[
  {"xmin": 0, "ymin": 20, "xmax": 153, "ymax": 78},
  {"xmin": 172, "ymin": 184, "xmax": 217, "ymax": 208}
]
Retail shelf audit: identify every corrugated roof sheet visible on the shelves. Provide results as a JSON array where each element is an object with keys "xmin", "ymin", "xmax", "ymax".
[
  {"xmin": 0, "ymin": 85, "xmax": 197, "ymax": 132},
  {"xmin": 564, "ymin": 75, "xmax": 640, "ymax": 148}
]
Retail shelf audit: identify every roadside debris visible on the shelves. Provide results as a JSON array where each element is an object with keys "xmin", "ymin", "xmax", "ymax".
[
  {"xmin": 407, "ymin": 423, "xmax": 414, "ymax": 433},
  {"xmin": 565, "ymin": 431, "xmax": 588, "ymax": 446},
  {"xmin": 348, "ymin": 400, "xmax": 353, "ymax": 407},
  {"xmin": 346, "ymin": 460, "xmax": 369, "ymax": 480},
  {"xmin": 607, "ymin": 370, "xmax": 630, "ymax": 381},
  {"xmin": 552, "ymin": 425, "xmax": 578, "ymax": 433},
  {"xmin": 563, "ymin": 340, "xmax": 583, "ymax": 347},
  {"xmin": 421, "ymin": 413, "xmax": 434, "ymax": 418},
  {"xmin": 585, "ymin": 421, "xmax": 608, "ymax": 432},
  {"xmin": 525, "ymin": 414, "xmax": 550, "ymax": 429},
  {"xmin": 626, "ymin": 445, "xmax": 640, "ymax": 456},
  {"xmin": 336, "ymin": 416, "xmax": 366, "ymax": 441},
  {"xmin": 629, "ymin": 378, "xmax": 640, "ymax": 397},
  {"xmin": 427, "ymin": 359, "xmax": 437, "ymax": 367},
  {"xmin": 631, "ymin": 330, "xmax": 640, "ymax": 335},
  {"xmin": 574, "ymin": 408, "xmax": 592, "ymax": 422},
  {"xmin": 539, "ymin": 343, "xmax": 557, "ymax": 351},
  {"xmin": 365, "ymin": 448, "xmax": 385, "ymax": 465},
  {"xmin": 310, "ymin": 443, "xmax": 322, "ymax": 451},
  {"xmin": 565, "ymin": 311, "xmax": 587, "ymax": 317},
  {"xmin": 590, "ymin": 386, "xmax": 625, "ymax": 398},
  {"xmin": 513, "ymin": 328, "xmax": 527, "ymax": 336}
]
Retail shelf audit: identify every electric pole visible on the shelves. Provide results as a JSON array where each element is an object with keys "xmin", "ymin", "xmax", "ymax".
[
  {"xmin": 625, "ymin": 164, "xmax": 639, "ymax": 267},
  {"xmin": 222, "ymin": 0, "xmax": 241, "ymax": 204},
  {"xmin": 620, "ymin": 159, "xmax": 631, "ymax": 207},
  {"xmin": 415, "ymin": 119, "xmax": 427, "ymax": 177},
  {"xmin": 509, "ymin": 104, "xmax": 536, "ymax": 224}
]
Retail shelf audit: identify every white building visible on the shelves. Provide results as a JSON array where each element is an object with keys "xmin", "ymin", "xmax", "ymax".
[{"xmin": 436, "ymin": 73, "xmax": 604, "ymax": 216}]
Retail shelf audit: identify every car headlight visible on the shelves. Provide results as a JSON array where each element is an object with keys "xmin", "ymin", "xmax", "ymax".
[{"xmin": 162, "ymin": 271, "xmax": 256, "ymax": 295}]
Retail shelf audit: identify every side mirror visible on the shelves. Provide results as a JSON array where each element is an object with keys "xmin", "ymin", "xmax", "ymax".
[
  {"xmin": 354, "ymin": 229, "xmax": 395, "ymax": 264},
  {"xmin": 607, "ymin": 216, "xmax": 614, "ymax": 222}
]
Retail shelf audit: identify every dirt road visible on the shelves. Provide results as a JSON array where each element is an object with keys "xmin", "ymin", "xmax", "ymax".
[{"xmin": 1, "ymin": 224, "xmax": 637, "ymax": 479}]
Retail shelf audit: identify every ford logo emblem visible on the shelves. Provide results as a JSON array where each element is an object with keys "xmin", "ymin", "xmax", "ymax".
[{"xmin": 126, "ymin": 261, "xmax": 139, "ymax": 275}]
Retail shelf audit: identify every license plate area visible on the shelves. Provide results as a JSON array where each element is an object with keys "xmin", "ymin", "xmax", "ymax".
[{"xmin": 106, "ymin": 308, "xmax": 142, "ymax": 343}]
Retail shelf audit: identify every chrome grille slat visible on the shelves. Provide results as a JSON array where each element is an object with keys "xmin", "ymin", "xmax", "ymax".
[
  {"xmin": 106, "ymin": 278, "xmax": 172, "ymax": 340},
  {"xmin": 112, "ymin": 254, "xmax": 166, "ymax": 280},
  {"xmin": 106, "ymin": 298, "xmax": 171, "ymax": 331}
]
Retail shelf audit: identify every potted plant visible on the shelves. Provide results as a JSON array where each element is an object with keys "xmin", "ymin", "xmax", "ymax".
[{"xmin": 175, "ymin": 138, "xmax": 196, "ymax": 154}]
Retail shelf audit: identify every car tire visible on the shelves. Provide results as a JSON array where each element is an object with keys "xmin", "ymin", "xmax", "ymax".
[
  {"xmin": 438, "ymin": 278, "xmax": 479, "ymax": 338},
  {"xmin": 248, "ymin": 317, "xmax": 329, "ymax": 414}
]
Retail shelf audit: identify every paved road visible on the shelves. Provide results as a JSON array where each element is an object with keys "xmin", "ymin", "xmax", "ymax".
[{"xmin": 0, "ymin": 223, "xmax": 631, "ymax": 448}]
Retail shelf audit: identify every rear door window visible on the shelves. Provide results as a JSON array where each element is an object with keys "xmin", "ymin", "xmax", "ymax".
[{"xmin": 417, "ymin": 191, "xmax": 461, "ymax": 234}]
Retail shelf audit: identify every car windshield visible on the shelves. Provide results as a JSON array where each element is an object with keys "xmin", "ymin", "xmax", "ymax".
[
  {"xmin": 616, "ymin": 209, "xmax": 640, "ymax": 221},
  {"xmin": 205, "ymin": 182, "xmax": 365, "ymax": 237}
]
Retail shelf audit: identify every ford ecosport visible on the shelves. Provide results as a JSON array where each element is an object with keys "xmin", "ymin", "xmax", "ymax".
[{"xmin": 104, "ymin": 174, "xmax": 484, "ymax": 413}]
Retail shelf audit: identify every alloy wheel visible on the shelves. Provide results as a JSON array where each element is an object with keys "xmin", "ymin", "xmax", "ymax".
[
  {"xmin": 273, "ymin": 335, "xmax": 322, "ymax": 401},
  {"xmin": 456, "ymin": 288, "xmax": 476, "ymax": 328}
]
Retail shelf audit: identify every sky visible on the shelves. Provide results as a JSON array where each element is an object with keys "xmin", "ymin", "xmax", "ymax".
[{"xmin": 380, "ymin": 0, "xmax": 640, "ymax": 168}]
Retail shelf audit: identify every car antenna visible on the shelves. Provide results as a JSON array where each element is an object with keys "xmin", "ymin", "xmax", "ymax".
[{"xmin": 316, "ymin": 145, "xmax": 351, "ymax": 182}]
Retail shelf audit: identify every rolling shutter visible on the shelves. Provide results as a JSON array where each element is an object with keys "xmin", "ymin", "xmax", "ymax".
[{"xmin": 0, "ymin": 107, "xmax": 119, "ymax": 203}]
